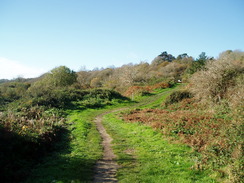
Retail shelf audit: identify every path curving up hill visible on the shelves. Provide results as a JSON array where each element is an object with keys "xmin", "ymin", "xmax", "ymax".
[{"xmin": 92, "ymin": 91, "xmax": 173, "ymax": 182}]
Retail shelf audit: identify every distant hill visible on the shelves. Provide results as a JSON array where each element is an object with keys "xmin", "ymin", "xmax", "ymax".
[
  {"xmin": 0, "ymin": 74, "xmax": 47, "ymax": 85},
  {"xmin": 0, "ymin": 79, "xmax": 10, "ymax": 84}
]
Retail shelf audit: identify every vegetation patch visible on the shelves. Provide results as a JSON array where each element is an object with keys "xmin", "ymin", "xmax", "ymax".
[
  {"xmin": 0, "ymin": 50, "xmax": 243, "ymax": 183},
  {"xmin": 103, "ymin": 112, "xmax": 216, "ymax": 183},
  {"xmin": 123, "ymin": 97, "xmax": 243, "ymax": 182},
  {"xmin": 23, "ymin": 109, "xmax": 104, "ymax": 183},
  {"xmin": 164, "ymin": 90, "xmax": 192, "ymax": 106},
  {"xmin": 0, "ymin": 73, "xmax": 129, "ymax": 183},
  {"xmin": 123, "ymin": 82, "xmax": 171, "ymax": 98},
  {"xmin": 0, "ymin": 106, "xmax": 65, "ymax": 182}
]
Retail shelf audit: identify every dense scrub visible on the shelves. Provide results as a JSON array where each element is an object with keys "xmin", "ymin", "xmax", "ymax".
[
  {"xmin": 164, "ymin": 90, "xmax": 192, "ymax": 106},
  {"xmin": 0, "ymin": 66, "xmax": 129, "ymax": 182},
  {"xmin": 124, "ymin": 99, "xmax": 243, "ymax": 182},
  {"xmin": 76, "ymin": 51, "xmax": 208, "ymax": 92},
  {"xmin": 0, "ymin": 123, "xmax": 67, "ymax": 182},
  {"xmin": 123, "ymin": 50, "xmax": 244, "ymax": 183},
  {"xmin": 190, "ymin": 50, "xmax": 244, "ymax": 106}
]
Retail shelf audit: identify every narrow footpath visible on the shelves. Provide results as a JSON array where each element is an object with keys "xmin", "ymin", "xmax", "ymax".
[
  {"xmin": 93, "ymin": 113, "xmax": 119, "ymax": 183},
  {"xmin": 92, "ymin": 91, "xmax": 172, "ymax": 182}
]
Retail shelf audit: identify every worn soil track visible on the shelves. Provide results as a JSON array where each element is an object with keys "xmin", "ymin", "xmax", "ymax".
[
  {"xmin": 93, "ymin": 90, "xmax": 173, "ymax": 182},
  {"xmin": 93, "ymin": 112, "xmax": 119, "ymax": 183}
]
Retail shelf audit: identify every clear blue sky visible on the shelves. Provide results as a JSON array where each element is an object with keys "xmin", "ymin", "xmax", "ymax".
[{"xmin": 0, "ymin": 0, "xmax": 243, "ymax": 79}]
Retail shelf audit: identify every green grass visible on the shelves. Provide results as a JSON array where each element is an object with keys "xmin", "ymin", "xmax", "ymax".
[
  {"xmin": 23, "ymin": 98, "xmax": 131, "ymax": 183},
  {"xmin": 24, "ymin": 109, "xmax": 104, "ymax": 183},
  {"xmin": 140, "ymin": 89, "xmax": 173, "ymax": 109},
  {"xmin": 132, "ymin": 85, "xmax": 180, "ymax": 109},
  {"xmin": 103, "ymin": 112, "xmax": 217, "ymax": 183},
  {"xmin": 23, "ymin": 85, "xmax": 216, "ymax": 182},
  {"xmin": 23, "ymin": 85, "xmax": 189, "ymax": 183}
]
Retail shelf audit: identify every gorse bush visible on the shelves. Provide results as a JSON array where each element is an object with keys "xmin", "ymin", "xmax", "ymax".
[
  {"xmin": 77, "ymin": 89, "xmax": 129, "ymax": 108},
  {"xmin": 0, "ymin": 82, "xmax": 30, "ymax": 105},
  {"xmin": 48, "ymin": 66, "xmax": 77, "ymax": 87},
  {"xmin": 28, "ymin": 88, "xmax": 127, "ymax": 108},
  {"xmin": 164, "ymin": 90, "xmax": 192, "ymax": 106},
  {"xmin": 28, "ymin": 88, "xmax": 85, "ymax": 108},
  {"xmin": 32, "ymin": 66, "xmax": 77, "ymax": 88},
  {"xmin": 1, "ymin": 87, "xmax": 127, "ymax": 139}
]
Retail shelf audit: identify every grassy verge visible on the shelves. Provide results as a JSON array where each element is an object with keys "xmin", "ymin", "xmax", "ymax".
[
  {"xmin": 24, "ymin": 109, "xmax": 104, "ymax": 183},
  {"xmin": 103, "ymin": 112, "xmax": 216, "ymax": 183}
]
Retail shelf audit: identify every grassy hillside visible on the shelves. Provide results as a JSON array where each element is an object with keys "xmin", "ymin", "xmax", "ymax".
[
  {"xmin": 0, "ymin": 50, "xmax": 243, "ymax": 182},
  {"xmin": 0, "ymin": 86, "xmax": 129, "ymax": 182},
  {"xmin": 121, "ymin": 51, "xmax": 243, "ymax": 182}
]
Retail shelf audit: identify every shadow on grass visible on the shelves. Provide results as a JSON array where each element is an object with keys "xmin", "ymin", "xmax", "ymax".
[
  {"xmin": 25, "ymin": 155, "xmax": 97, "ymax": 183},
  {"xmin": 0, "ymin": 124, "xmax": 98, "ymax": 183},
  {"xmin": 64, "ymin": 99, "xmax": 133, "ymax": 112},
  {"xmin": 23, "ymin": 125, "xmax": 98, "ymax": 183},
  {"xmin": 0, "ymin": 126, "xmax": 69, "ymax": 183}
]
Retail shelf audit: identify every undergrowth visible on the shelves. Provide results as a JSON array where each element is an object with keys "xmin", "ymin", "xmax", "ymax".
[
  {"xmin": 123, "ymin": 97, "xmax": 243, "ymax": 182},
  {"xmin": 23, "ymin": 95, "xmax": 131, "ymax": 182},
  {"xmin": 0, "ymin": 88, "xmax": 129, "ymax": 183},
  {"xmin": 23, "ymin": 109, "xmax": 105, "ymax": 183}
]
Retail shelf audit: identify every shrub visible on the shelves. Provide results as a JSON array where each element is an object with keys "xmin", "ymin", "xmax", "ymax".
[
  {"xmin": 158, "ymin": 62, "xmax": 188, "ymax": 82},
  {"xmin": 82, "ymin": 89, "xmax": 128, "ymax": 107},
  {"xmin": 149, "ymin": 82, "xmax": 170, "ymax": 90},
  {"xmin": 0, "ymin": 82, "xmax": 30, "ymax": 103},
  {"xmin": 0, "ymin": 106, "xmax": 66, "ymax": 183},
  {"xmin": 123, "ymin": 100, "xmax": 243, "ymax": 182},
  {"xmin": 0, "ymin": 106, "xmax": 65, "ymax": 139},
  {"xmin": 46, "ymin": 66, "xmax": 77, "ymax": 87},
  {"xmin": 123, "ymin": 86, "xmax": 151, "ymax": 98},
  {"xmin": 190, "ymin": 50, "xmax": 244, "ymax": 106},
  {"xmin": 164, "ymin": 90, "xmax": 192, "ymax": 106}
]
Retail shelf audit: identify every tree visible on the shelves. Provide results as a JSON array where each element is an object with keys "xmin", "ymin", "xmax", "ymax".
[
  {"xmin": 27, "ymin": 66, "xmax": 77, "ymax": 99},
  {"xmin": 47, "ymin": 66, "xmax": 77, "ymax": 87},
  {"xmin": 197, "ymin": 52, "xmax": 208, "ymax": 62},
  {"xmin": 187, "ymin": 52, "xmax": 211, "ymax": 74},
  {"xmin": 177, "ymin": 53, "xmax": 189, "ymax": 60},
  {"xmin": 159, "ymin": 62, "xmax": 187, "ymax": 82},
  {"xmin": 77, "ymin": 71, "xmax": 91, "ymax": 89},
  {"xmin": 90, "ymin": 77, "xmax": 102, "ymax": 88},
  {"xmin": 159, "ymin": 51, "xmax": 175, "ymax": 62},
  {"xmin": 152, "ymin": 51, "xmax": 175, "ymax": 66}
]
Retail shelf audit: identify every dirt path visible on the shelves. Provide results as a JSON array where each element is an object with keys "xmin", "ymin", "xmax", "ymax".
[
  {"xmin": 93, "ymin": 112, "xmax": 119, "ymax": 183},
  {"xmin": 92, "ymin": 90, "xmax": 172, "ymax": 182}
]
